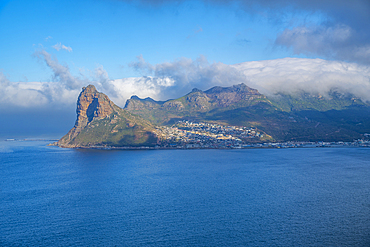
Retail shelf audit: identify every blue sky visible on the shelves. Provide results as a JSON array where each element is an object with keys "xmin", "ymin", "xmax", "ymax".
[
  {"xmin": 0, "ymin": 0, "xmax": 370, "ymax": 138},
  {"xmin": 1, "ymin": 0, "xmax": 323, "ymax": 82}
]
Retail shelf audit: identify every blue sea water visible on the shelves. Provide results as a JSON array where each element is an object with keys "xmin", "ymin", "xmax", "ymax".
[{"xmin": 1, "ymin": 141, "xmax": 370, "ymax": 246}]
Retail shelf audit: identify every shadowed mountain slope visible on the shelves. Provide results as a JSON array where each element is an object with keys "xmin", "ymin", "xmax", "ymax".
[{"xmin": 124, "ymin": 83, "xmax": 370, "ymax": 142}]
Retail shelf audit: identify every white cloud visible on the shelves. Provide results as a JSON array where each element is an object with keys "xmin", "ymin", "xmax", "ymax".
[
  {"xmin": 0, "ymin": 72, "xmax": 83, "ymax": 109},
  {"xmin": 232, "ymin": 57, "xmax": 370, "ymax": 101},
  {"xmin": 0, "ymin": 50, "xmax": 119, "ymax": 110},
  {"xmin": 52, "ymin": 42, "xmax": 72, "ymax": 52},
  {"xmin": 34, "ymin": 50, "xmax": 84, "ymax": 90},
  {"xmin": 2, "ymin": 56, "xmax": 370, "ymax": 111},
  {"xmin": 129, "ymin": 55, "xmax": 246, "ymax": 99},
  {"xmin": 0, "ymin": 74, "xmax": 49, "ymax": 108},
  {"xmin": 111, "ymin": 76, "xmax": 175, "ymax": 106},
  {"xmin": 127, "ymin": 56, "xmax": 370, "ymax": 102},
  {"xmin": 92, "ymin": 65, "xmax": 117, "ymax": 97}
]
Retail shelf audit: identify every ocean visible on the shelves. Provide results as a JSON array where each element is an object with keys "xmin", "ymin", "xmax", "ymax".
[{"xmin": 1, "ymin": 140, "xmax": 370, "ymax": 246}]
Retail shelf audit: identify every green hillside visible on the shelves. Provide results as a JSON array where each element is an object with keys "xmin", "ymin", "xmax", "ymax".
[
  {"xmin": 60, "ymin": 110, "xmax": 158, "ymax": 147},
  {"xmin": 125, "ymin": 84, "xmax": 370, "ymax": 142}
]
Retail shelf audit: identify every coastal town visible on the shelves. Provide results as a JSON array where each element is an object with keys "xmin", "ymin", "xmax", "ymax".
[
  {"xmin": 154, "ymin": 120, "xmax": 262, "ymax": 148},
  {"xmin": 152, "ymin": 120, "xmax": 370, "ymax": 149},
  {"xmin": 5, "ymin": 121, "xmax": 370, "ymax": 150}
]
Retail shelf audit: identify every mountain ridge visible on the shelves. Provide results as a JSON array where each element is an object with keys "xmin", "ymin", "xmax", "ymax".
[
  {"xmin": 54, "ymin": 83, "xmax": 370, "ymax": 148},
  {"xmin": 124, "ymin": 83, "xmax": 269, "ymax": 124},
  {"xmin": 124, "ymin": 83, "xmax": 370, "ymax": 142}
]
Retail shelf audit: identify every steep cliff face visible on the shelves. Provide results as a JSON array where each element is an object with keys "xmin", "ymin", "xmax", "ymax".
[
  {"xmin": 76, "ymin": 85, "xmax": 115, "ymax": 125},
  {"xmin": 56, "ymin": 85, "xmax": 158, "ymax": 148},
  {"xmin": 69, "ymin": 85, "xmax": 116, "ymax": 139}
]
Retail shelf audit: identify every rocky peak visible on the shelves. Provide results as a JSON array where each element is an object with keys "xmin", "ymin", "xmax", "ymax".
[
  {"xmin": 205, "ymin": 83, "xmax": 256, "ymax": 94},
  {"xmin": 191, "ymin": 88, "xmax": 203, "ymax": 93},
  {"xmin": 204, "ymin": 83, "xmax": 264, "ymax": 107},
  {"xmin": 124, "ymin": 95, "xmax": 165, "ymax": 111},
  {"xmin": 75, "ymin": 85, "xmax": 116, "ymax": 129},
  {"xmin": 130, "ymin": 95, "xmax": 141, "ymax": 100},
  {"xmin": 82, "ymin": 84, "xmax": 98, "ymax": 93},
  {"xmin": 232, "ymin": 83, "xmax": 255, "ymax": 92}
]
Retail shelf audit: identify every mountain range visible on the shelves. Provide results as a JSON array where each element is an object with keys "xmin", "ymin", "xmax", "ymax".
[{"xmin": 54, "ymin": 83, "xmax": 370, "ymax": 148}]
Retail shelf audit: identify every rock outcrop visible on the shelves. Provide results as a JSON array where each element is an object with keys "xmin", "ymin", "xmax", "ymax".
[
  {"xmin": 68, "ymin": 85, "xmax": 116, "ymax": 140},
  {"xmin": 55, "ymin": 85, "xmax": 158, "ymax": 148},
  {"xmin": 76, "ymin": 85, "xmax": 115, "ymax": 125}
]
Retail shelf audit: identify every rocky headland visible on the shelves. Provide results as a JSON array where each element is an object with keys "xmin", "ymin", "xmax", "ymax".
[
  {"xmin": 53, "ymin": 85, "xmax": 158, "ymax": 148},
  {"xmin": 53, "ymin": 83, "xmax": 370, "ymax": 148}
]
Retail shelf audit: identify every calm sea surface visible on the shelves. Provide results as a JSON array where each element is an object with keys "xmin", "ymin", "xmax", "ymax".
[{"xmin": 1, "ymin": 141, "xmax": 370, "ymax": 246}]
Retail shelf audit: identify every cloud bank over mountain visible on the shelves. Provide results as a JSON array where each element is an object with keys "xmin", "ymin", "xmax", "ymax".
[
  {"xmin": 125, "ymin": 56, "xmax": 370, "ymax": 101},
  {"xmin": 1, "ymin": 55, "xmax": 369, "ymax": 112},
  {"xmin": 232, "ymin": 58, "xmax": 370, "ymax": 98}
]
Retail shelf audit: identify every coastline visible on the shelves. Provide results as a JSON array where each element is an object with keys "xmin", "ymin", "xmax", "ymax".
[
  {"xmin": 52, "ymin": 140, "xmax": 370, "ymax": 150},
  {"xmin": 4, "ymin": 138, "xmax": 370, "ymax": 150}
]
